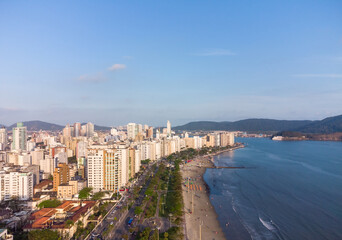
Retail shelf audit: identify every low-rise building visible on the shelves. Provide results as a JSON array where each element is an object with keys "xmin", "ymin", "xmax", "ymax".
[{"xmin": 24, "ymin": 201, "xmax": 96, "ymax": 239}]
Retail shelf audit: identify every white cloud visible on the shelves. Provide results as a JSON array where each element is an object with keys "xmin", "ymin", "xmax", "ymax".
[
  {"xmin": 108, "ymin": 64, "xmax": 126, "ymax": 71},
  {"xmin": 194, "ymin": 49, "xmax": 236, "ymax": 56},
  {"xmin": 293, "ymin": 74, "xmax": 342, "ymax": 78},
  {"xmin": 77, "ymin": 73, "xmax": 107, "ymax": 83}
]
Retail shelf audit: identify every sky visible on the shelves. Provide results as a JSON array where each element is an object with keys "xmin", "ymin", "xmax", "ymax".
[{"xmin": 0, "ymin": 0, "xmax": 342, "ymax": 127}]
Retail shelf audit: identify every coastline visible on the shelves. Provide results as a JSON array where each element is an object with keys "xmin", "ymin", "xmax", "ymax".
[{"xmin": 181, "ymin": 145, "xmax": 244, "ymax": 240}]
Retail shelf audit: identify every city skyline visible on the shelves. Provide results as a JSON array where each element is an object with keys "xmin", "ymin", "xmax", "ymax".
[{"xmin": 1, "ymin": 1, "xmax": 342, "ymax": 126}]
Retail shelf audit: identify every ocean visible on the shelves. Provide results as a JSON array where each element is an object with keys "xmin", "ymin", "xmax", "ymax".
[{"xmin": 204, "ymin": 138, "xmax": 342, "ymax": 240}]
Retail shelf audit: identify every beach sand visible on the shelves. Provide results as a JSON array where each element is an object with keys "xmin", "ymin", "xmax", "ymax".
[{"xmin": 181, "ymin": 155, "xmax": 226, "ymax": 240}]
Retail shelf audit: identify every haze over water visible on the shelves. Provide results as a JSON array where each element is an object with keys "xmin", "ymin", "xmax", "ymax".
[{"xmin": 204, "ymin": 138, "xmax": 342, "ymax": 240}]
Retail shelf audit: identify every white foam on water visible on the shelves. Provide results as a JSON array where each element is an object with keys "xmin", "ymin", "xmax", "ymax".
[{"xmin": 259, "ymin": 216, "xmax": 275, "ymax": 231}]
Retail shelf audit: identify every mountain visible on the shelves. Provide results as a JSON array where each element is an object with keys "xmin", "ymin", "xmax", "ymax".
[
  {"xmin": 174, "ymin": 119, "xmax": 314, "ymax": 132},
  {"xmin": 94, "ymin": 125, "xmax": 111, "ymax": 131},
  {"xmin": 8, "ymin": 121, "xmax": 64, "ymax": 131},
  {"xmin": 293, "ymin": 115, "xmax": 342, "ymax": 134}
]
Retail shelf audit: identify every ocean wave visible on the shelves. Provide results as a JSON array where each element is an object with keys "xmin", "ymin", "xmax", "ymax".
[{"xmin": 259, "ymin": 216, "xmax": 275, "ymax": 231}]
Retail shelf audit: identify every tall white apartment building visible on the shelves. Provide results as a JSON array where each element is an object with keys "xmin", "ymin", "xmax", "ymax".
[
  {"xmin": 76, "ymin": 141, "xmax": 87, "ymax": 159},
  {"xmin": 63, "ymin": 124, "xmax": 72, "ymax": 137},
  {"xmin": 12, "ymin": 122, "xmax": 27, "ymax": 151},
  {"xmin": 74, "ymin": 122, "xmax": 81, "ymax": 137},
  {"xmin": 87, "ymin": 148, "xmax": 105, "ymax": 192},
  {"xmin": 116, "ymin": 147, "xmax": 128, "ymax": 187},
  {"xmin": 0, "ymin": 127, "xmax": 7, "ymax": 151},
  {"xmin": 127, "ymin": 123, "xmax": 136, "ymax": 140},
  {"xmin": 86, "ymin": 122, "xmax": 95, "ymax": 138},
  {"xmin": 134, "ymin": 149, "xmax": 141, "ymax": 173},
  {"xmin": 40, "ymin": 156, "xmax": 54, "ymax": 176},
  {"xmin": 87, "ymin": 147, "xmax": 126, "ymax": 192},
  {"xmin": 0, "ymin": 171, "xmax": 33, "ymax": 201},
  {"xmin": 167, "ymin": 120, "xmax": 171, "ymax": 136}
]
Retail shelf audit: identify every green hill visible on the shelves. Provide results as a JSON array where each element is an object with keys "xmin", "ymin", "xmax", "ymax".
[
  {"xmin": 174, "ymin": 119, "xmax": 313, "ymax": 132},
  {"xmin": 294, "ymin": 115, "xmax": 342, "ymax": 134}
]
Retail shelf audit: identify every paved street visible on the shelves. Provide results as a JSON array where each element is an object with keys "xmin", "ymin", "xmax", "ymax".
[{"xmin": 88, "ymin": 162, "xmax": 159, "ymax": 240}]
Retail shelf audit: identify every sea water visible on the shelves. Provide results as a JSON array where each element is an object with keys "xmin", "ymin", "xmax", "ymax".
[{"xmin": 204, "ymin": 138, "xmax": 342, "ymax": 240}]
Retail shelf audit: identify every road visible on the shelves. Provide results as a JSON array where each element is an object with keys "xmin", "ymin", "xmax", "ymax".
[
  {"xmin": 88, "ymin": 161, "xmax": 160, "ymax": 240},
  {"xmin": 106, "ymin": 162, "xmax": 161, "ymax": 240}
]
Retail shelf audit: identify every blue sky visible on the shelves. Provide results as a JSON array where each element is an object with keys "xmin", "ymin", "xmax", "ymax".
[{"xmin": 0, "ymin": 1, "xmax": 342, "ymax": 126}]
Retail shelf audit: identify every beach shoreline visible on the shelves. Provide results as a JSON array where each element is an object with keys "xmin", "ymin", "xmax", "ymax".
[{"xmin": 181, "ymin": 144, "xmax": 244, "ymax": 240}]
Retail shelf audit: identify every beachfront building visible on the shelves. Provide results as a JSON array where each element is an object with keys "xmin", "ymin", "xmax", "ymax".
[{"xmin": 87, "ymin": 147, "xmax": 124, "ymax": 192}]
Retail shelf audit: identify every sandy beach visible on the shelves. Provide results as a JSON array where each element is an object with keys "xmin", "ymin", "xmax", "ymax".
[{"xmin": 181, "ymin": 155, "xmax": 226, "ymax": 240}]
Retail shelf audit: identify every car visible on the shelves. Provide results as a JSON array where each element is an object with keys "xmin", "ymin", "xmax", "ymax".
[{"xmin": 127, "ymin": 217, "xmax": 133, "ymax": 226}]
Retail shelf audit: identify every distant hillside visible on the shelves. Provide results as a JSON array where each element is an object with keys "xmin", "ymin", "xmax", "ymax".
[
  {"xmin": 174, "ymin": 119, "xmax": 314, "ymax": 132},
  {"xmin": 94, "ymin": 125, "xmax": 111, "ymax": 131},
  {"xmin": 293, "ymin": 115, "xmax": 342, "ymax": 134},
  {"xmin": 8, "ymin": 121, "xmax": 64, "ymax": 131}
]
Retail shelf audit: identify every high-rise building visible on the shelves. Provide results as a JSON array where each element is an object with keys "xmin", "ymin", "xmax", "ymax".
[
  {"xmin": 147, "ymin": 127, "xmax": 154, "ymax": 139},
  {"xmin": 53, "ymin": 163, "xmax": 70, "ymax": 191},
  {"xmin": 76, "ymin": 141, "xmax": 87, "ymax": 159},
  {"xmin": 74, "ymin": 122, "xmax": 81, "ymax": 137},
  {"xmin": 63, "ymin": 124, "xmax": 72, "ymax": 137},
  {"xmin": 86, "ymin": 122, "xmax": 95, "ymax": 137},
  {"xmin": 87, "ymin": 148, "xmax": 105, "ymax": 192},
  {"xmin": 127, "ymin": 123, "xmax": 136, "ymax": 140},
  {"xmin": 167, "ymin": 120, "xmax": 171, "ymax": 136},
  {"xmin": 87, "ymin": 147, "xmax": 123, "ymax": 192},
  {"xmin": 156, "ymin": 129, "xmax": 160, "ymax": 140},
  {"xmin": 0, "ymin": 171, "xmax": 33, "ymax": 201},
  {"xmin": 12, "ymin": 122, "xmax": 27, "ymax": 151},
  {"xmin": 0, "ymin": 127, "xmax": 7, "ymax": 151}
]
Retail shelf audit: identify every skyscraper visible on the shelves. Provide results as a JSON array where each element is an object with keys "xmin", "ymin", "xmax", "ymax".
[
  {"xmin": 167, "ymin": 120, "xmax": 171, "ymax": 136},
  {"xmin": 127, "ymin": 123, "xmax": 136, "ymax": 140},
  {"xmin": 74, "ymin": 122, "xmax": 81, "ymax": 137},
  {"xmin": 12, "ymin": 122, "xmax": 27, "ymax": 151},
  {"xmin": 86, "ymin": 122, "xmax": 95, "ymax": 137},
  {"xmin": 0, "ymin": 127, "xmax": 7, "ymax": 150}
]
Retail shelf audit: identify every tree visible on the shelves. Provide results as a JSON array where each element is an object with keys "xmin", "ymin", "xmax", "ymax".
[
  {"xmin": 38, "ymin": 199, "xmax": 61, "ymax": 209},
  {"xmin": 91, "ymin": 191, "xmax": 105, "ymax": 200},
  {"xmin": 79, "ymin": 187, "xmax": 92, "ymax": 200},
  {"xmin": 65, "ymin": 219, "xmax": 74, "ymax": 228},
  {"xmin": 134, "ymin": 206, "xmax": 143, "ymax": 215},
  {"xmin": 137, "ymin": 227, "xmax": 151, "ymax": 240},
  {"xmin": 28, "ymin": 229, "xmax": 60, "ymax": 240}
]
